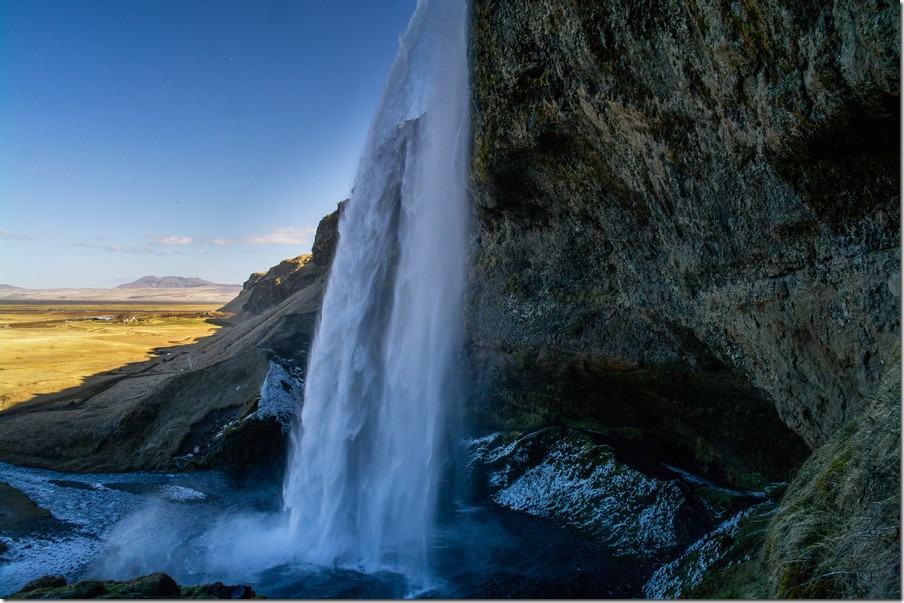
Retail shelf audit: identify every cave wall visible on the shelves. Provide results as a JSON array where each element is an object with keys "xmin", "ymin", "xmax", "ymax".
[
  {"xmin": 466, "ymin": 0, "xmax": 900, "ymax": 597},
  {"xmin": 467, "ymin": 0, "xmax": 899, "ymax": 449}
]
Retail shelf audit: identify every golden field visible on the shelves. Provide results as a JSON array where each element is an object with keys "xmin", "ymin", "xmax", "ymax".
[{"xmin": 0, "ymin": 302, "xmax": 223, "ymax": 410}]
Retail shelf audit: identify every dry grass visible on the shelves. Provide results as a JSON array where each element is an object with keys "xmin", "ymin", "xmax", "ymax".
[
  {"xmin": 0, "ymin": 302, "xmax": 222, "ymax": 410},
  {"xmin": 763, "ymin": 348, "xmax": 901, "ymax": 598}
]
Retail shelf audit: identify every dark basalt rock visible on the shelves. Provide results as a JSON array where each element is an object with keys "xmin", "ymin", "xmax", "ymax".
[
  {"xmin": 468, "ymin": 0, "xmax": 898, "ymax": 451},
  {"xmin": 644, "ymin": 502, "xmax": 776, "ymax": 599},
  {"xmin": 0, "ymin": 482, "xmax": 55, "ymax": 532}
]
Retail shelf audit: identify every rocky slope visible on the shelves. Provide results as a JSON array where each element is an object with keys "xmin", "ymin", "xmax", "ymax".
[
  {"xmin": 468, "ymin": 0, "xmax": 899, "ymax": 598},
  {"xmin": 0, "ymin": 204, "xmax": 342, "ymax": 474},
  {"xmin": 222, "ymin": 202, "xmax": 343, "ymax": 318}
]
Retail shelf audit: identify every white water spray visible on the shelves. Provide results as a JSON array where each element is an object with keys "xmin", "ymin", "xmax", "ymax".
[{"xmin": 282, "ymin": 0, "xmax": 470, "ymax": 581}]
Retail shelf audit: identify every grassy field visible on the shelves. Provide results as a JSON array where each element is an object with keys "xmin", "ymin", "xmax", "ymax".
[{"xmin": 0, "ymin": 302, "xmax": 223, "ymax": 411}]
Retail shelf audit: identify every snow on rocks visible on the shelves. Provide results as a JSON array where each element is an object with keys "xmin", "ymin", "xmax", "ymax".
[
  {"xmin": 466, "ymin": 427, "xmax": 698, "ymax": 560},
  {"xmin": 248, "ymin": 361, "xmax": 302, "ymax": 430},
  {"xmin": 642, "ymin": 501, "xmax": 775, "ymax": 598}
]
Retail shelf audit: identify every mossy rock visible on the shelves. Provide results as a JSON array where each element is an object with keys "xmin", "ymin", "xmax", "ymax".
[{"xmin": 9, "ymin": 573, "xmax": 259, "ymax": 600}]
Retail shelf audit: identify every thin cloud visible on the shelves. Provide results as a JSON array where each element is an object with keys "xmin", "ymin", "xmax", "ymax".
[
  {"xmin": 245, "ymin": 226, "xmax": 316, "ymax": 246},
  {"xmin": 67, "ymin": 225, "xmax": 316, "ymax": 258},
  {"xmin": 152, "ymin": 235, "xmax": 193, "ymax": 246},
  {"xmin": 71, "ymin": 242, "xmax": 168, "ymax": 256},
  {"xmin": 0, "ymin": 228, "xmax": 31, "ymax": 241}
]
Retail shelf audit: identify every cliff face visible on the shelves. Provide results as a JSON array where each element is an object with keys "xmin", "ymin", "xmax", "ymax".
[
  {"xmin": 469, "ymin": 0, "xmax": 898, "ymax": 448},
  {"xmin": 468, "ymin": 0, "xmax": 899, "ymax": 597},
  {"xmin": 222, "ymin": 203, "xmax": 344, "ymax": 318}
]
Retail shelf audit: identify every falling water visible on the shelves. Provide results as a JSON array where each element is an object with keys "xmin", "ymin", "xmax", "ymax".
[{"xmin": 282, "ymin": 0, "xmax": 470, "ymax": 582}]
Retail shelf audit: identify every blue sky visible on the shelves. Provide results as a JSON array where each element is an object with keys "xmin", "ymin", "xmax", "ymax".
[{"xmin": 0, "ymin": 0, "xmax": 414, "ymax": 287}]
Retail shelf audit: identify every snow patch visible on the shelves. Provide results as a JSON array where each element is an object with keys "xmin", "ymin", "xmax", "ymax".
[{"xmin": 214, "ymin": 361, "xmax": 302, "ymax": 440}]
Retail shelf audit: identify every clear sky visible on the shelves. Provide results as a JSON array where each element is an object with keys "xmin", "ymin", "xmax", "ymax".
[{"xmin": 0, "ymin": 0, "xmax": 415, "ymax": 287}]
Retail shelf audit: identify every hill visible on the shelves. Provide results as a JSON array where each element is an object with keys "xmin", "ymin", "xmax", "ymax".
[{"xmin": 117, "ymin": 276, "xmax": 231, "ymax": 289}]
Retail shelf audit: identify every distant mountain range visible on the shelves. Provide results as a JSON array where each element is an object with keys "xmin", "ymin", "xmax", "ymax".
[
  {"xmin": 0, "ymin": 276, "xmax": 241, "ymax": 303},
  {"xmin": 117, "ymin": 276, "xmax": 234, "ymax": 289}
]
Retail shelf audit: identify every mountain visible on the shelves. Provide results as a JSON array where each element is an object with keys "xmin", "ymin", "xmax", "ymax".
[
  {"xmin": 117, "ymin": 276, "xmax": 232, "ymax": 289},
  {"xmin": 0, "ymin": 284, "xmax": 20, "ymax": 290},
  {"xmin": 0, "ymin": 282, "xmax": 241, "ymax": 303}
]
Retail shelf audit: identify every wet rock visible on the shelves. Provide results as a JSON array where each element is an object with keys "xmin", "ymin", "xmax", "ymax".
[
  {"xmin": 181, "ymin": 582, "xmax": 256, "ymax": 599},
  {"xmin": 467, "ymin": 428, "xmax": 708, "ymax": 560},
  {"xmin": 0, "ymin": 483, "xmax": 54, "ymax": 532}
]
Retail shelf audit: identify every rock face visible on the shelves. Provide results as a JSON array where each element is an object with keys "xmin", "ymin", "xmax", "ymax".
[
  {"xmin": 221, "ymin": 255, "xmax": 314, "ymax": 316},
  {"xmin": 0, "ymin": 483, "xmax": 54, "ymax": 532},
  {"xmin": 468, "ymin": 0, "xmax": 898, "ymax": 447},
  {"xmin": 469, "ymin": 0, "xmax": 899, "ymax": 597},
  {"xmin": 0, "ymin": 204, "xmax": 342, "ymax": 474},
  {"xmin": 222, "ymin": 202, "xmax": 344, "ymax": 318}
]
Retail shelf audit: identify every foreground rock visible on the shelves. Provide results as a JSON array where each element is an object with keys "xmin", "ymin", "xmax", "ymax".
[
  {"xmin": 0, "ymin": 482, "xmax": 55, "ymax": 532},
  {"xmin": 10, "ymin": 573, "xmax": 256, "ymax": 599}
]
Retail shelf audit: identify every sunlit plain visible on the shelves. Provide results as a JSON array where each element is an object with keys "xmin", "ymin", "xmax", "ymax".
[{"xmin": 0, "ymin": 303, "xmax": 221, "ymax": 410}]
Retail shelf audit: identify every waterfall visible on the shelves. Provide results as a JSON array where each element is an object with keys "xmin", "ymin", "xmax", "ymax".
[{"xmin": 282, "ymin": 0, "xmax": 470, "ymax": 582}]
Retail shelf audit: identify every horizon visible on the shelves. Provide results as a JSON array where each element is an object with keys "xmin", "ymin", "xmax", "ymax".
[
  {"xmin": 1, "ymin": 274, "xmax": 243, "ymax": 289},
  {"xmin": 1, "ymin": 0, "xmax": 415, "ymax": 288}
]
